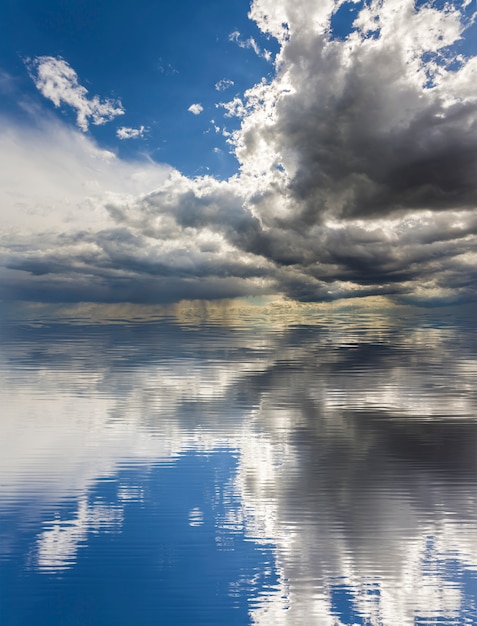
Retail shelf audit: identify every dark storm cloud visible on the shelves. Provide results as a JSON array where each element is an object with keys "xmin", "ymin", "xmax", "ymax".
[
  {"xmin": 222, "ymin": 0, "xmax": 477, "ymax": 302},
  {"xmin": 236, "ymin": 1, "xmax": 477, "ymax": 224},
  {"xmin": 280, "ymin": 92, "xmax": 477, "ymax": 222}
]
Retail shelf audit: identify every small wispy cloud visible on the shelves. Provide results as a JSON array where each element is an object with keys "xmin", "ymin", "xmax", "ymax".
[
  {"xmin": 229, "ymin": 31, "xmax": 271, "ymax": 60},
  {"xmin": 116, "ymin": 125, "xmax": 147, "ymax": 140},
  {"xmin": 215, "ymin": 79, "xmax": 234, "ymax": 92},
  {"xmin": 27, "ymin": 56, "xmax": 124, "ymax": 132},
  {"xmin": 188, "ymin": 103, "xmax": 203, "ymax": 115},
  {"xmin": 156, "ymin": 58, "xmax": 178, "ymax": 75}
]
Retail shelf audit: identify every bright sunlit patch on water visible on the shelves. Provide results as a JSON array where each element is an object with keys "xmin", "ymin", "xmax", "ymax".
[{"xmin": 1, "ymin": 300, "xmax": 477, "ymax": 625}]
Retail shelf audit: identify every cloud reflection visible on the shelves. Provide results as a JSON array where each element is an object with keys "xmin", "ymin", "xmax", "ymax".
[
  {"xmin": 35, "ymin": 497, "xmax": 123, "ymax": 572},
  {"xmin": 1, "ymin": 303, "xmax": 477, "ymax": 623}
]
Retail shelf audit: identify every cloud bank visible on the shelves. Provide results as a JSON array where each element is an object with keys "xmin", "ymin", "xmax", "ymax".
[{"xmin": 3, "ymin": 0, "xmax": 477, "ymax": 305}]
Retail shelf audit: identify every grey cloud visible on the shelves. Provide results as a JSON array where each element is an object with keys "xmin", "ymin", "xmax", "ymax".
[
  {"xmin": 245, "ymin": 39, "xmax": 477, "ymax": 224},
  {"xmin": 237, "ymin": 1, "xmax": 477, "ymax": 230},
  {"xmin": 0, "ymin": 271, "xmax": 268, "ymax": 305},
  {"xmin": 105, "ymin": 176, "xmax": 278, "ymax": 275},
  {"xmin": 0, "ymin": 223, "xmax": 275, "ymax": 305},
  {"xmin": 226, "ymin": 0, "xmax": 477, "ymax": 302}
]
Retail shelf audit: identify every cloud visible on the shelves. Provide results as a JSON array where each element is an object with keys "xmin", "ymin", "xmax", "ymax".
[
  {"xmin": 215, "ymin": 79, "xmax": 235, "ymax": 92},
  {"xmin": 0, "ymin": 119, "xmax": 273, "ymax": 305},
  {"xmin": 225, "ymin": 0, "xmax": 477, "ymax": 303},
  {"xmin": 157, "ymin": 58, "xmax": 178, "ymax": 75},
  {"xmin": 116, "ymin": 125, "xmax": 147, "ymax": 139},
  {"xmin": 188, "ymin": 103, "xmax": 204, "ymax": 115},
  {"xmin": 242, "ymin": 0, "xmax": 477, "ymax": 222},
  {"xmin": 0, "ymin": 117, "xmax": 171, "ymax": 234},
  {"xmin": 28, "ymin": 56, "xmax": 124, "ymax": 131},
  {"xmin": 229, "ymin": 31, "xmax": 271, "ymax": 60},
  {"xmin": 2, "ymin": 1, "xmax": 477, "ymax": 305}
]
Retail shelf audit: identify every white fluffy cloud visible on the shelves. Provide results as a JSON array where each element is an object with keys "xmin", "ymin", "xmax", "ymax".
[
  {"xmin": 28, "ymin": 56, "xmax": 124, "ymax": 131},
  {"xmin": 215, "ymin": 78, "xmax": 235, "ymax": 91},
  {"xmin": 116, "ymin": 125, "xmax": 147, "ymax": 139},
  {"xmin": 188, "ymin": 102, "xmax": 203, "ymax": 115}
]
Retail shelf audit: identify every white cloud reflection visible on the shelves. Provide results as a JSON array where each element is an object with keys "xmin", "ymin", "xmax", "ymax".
[
  {"xmin": 1, "ymin": 307, "xmax": 477, "ymax": 622},
  {"xmin": 35, "ymin": 497, "xmax": 123, "ymax": 572}
]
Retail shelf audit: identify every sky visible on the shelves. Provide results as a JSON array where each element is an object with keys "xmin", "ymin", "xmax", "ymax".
[{"xmin": 1, "ymin": 0, "xmax": 477, "ymax": 306}]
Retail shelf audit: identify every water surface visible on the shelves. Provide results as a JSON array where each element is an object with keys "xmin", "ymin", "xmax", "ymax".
[{"xmin": 1, "ymin": 300, "xmax": 477, "ymax": 625}]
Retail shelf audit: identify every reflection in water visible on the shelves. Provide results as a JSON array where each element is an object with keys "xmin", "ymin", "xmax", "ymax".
[
  {"xmin": 1, "ymin": 300, "xmax": 477, "ymax": 625},
  {"xmin": 36, "ymin": 496, "xmax": 123, "ymax": 572}
]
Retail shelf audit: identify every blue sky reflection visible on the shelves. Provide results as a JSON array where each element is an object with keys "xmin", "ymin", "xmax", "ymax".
[{"xmin": 2, "ymin": 450, "xmax": 279, "ymax": 626}]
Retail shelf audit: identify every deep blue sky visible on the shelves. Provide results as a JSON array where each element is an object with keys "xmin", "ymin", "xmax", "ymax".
[{"xmin": 1, "ymin": 0, "xmax": 277, "ymax": 178}]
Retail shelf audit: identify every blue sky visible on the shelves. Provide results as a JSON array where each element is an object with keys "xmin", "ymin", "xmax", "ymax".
[
  {"xmin": 1, "ymin": 0, "xmax": 477, "ymax": 307},
  {"xmin": 1, "ymin": 0, "xmax": 277, "ymax": 178}
]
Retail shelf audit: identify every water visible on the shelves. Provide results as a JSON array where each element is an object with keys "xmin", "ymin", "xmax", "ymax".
[{"xmin": 1, "ymin": 300, "xmax": 477, "ymax": 625}]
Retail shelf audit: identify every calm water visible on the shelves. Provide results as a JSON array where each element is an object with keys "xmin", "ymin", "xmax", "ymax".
[{"xmin": 1, "ymin": 301, "xmax": 477, "ymax": 625}]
